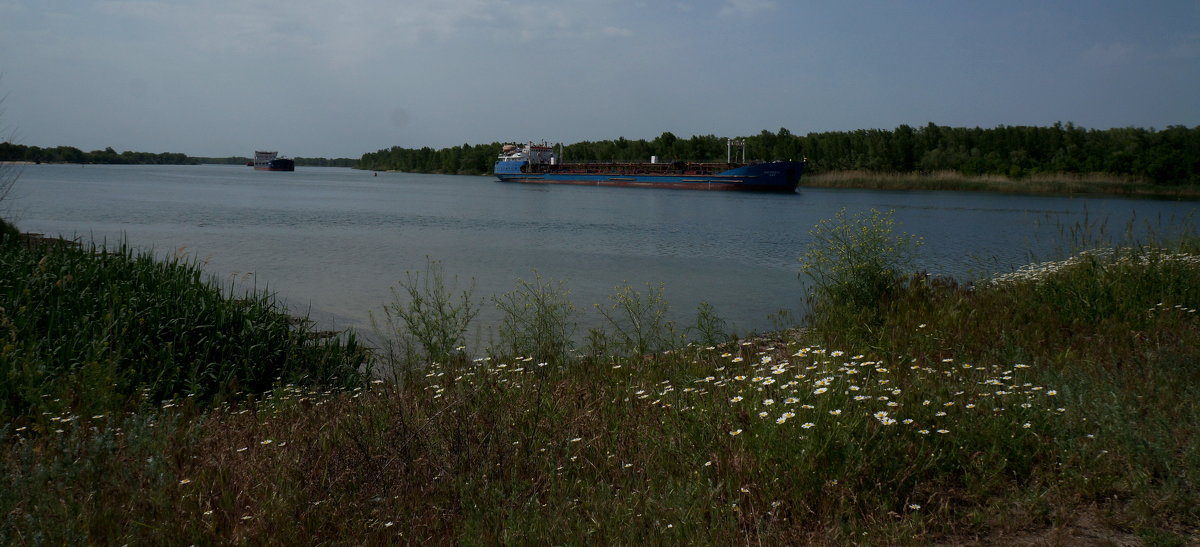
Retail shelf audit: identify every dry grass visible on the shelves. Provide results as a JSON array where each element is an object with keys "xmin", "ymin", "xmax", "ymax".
[{"xmin": 802, "ymin": 170, "xmax": 1200, "ymax": 199}]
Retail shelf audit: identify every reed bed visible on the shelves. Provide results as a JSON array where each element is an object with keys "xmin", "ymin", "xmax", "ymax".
[
  {"xmin": 0, "ymin": 237, "xmax": 370, "ymax": 423},
  {"xmin": 1, "ymin": 218, "xmax": 1197, "ymax": 544},
  {"xmin": 802, "ymin": 170, "xmax": 1200, "ymax": 199}
]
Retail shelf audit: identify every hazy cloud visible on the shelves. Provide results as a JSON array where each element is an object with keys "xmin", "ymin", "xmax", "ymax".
[
  {"xmin": 1081, "ymin": 42, "xmax": 1137, "ymax": 66},
  {"xmin": 1, "ymin": 1, "xmax": 1196, "ymax": 157},
  {"xmin": 719, "ymin": 0, "xmax": 777, "ymax": 18}
]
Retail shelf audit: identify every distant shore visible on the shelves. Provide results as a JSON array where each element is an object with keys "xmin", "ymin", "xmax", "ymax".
[{"xmin": 800, "ymin": 170, "xmax": 1200, "ymax": 199}]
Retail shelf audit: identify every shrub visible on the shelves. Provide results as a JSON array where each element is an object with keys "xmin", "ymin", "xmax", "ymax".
[
  {"xmin": 799, "ymin": 208, "xmax": 921, "ymax": 335},
  {"xmin": 373, "ymin": 259, "xmax": 478, "ymax": 370},
  {"xmin": 492, "ymin": 272, "xmax": 576, "ymax": 365},
  {"xmin": 595, "ymin": 282, "xmax": 680, "ymax": 357}
]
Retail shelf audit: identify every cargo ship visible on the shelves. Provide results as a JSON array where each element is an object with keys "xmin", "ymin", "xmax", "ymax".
[
  {"xmin": 494, "ymin": 141, "xmax": 803, "ymax": 192},
  {"xmin": 253, "ymin": 151, "xmax": 295, "ymax": 171}
]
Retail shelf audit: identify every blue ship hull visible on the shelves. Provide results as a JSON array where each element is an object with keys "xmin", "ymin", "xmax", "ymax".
[{"xmin": 494, "ymin": 160, "xmax": 804, "ymax": 192}]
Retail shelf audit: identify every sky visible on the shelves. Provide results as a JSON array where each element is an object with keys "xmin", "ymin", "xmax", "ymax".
[{"xmin": 1, "ymin": 0, "xmax": 1198, "ymax": 158}]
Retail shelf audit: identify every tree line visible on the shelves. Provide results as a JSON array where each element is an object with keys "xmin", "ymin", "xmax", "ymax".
[
  {"xmin": 0, "ymin": 143, "xmax": 357, "ymax": 168},
  {"xmin": 0, "ymin": 144, "xmax": 196, "ymax": 165},
  {"xmin": 358, "ymin": 123, "xmax": 1200, "ymax": 184}
]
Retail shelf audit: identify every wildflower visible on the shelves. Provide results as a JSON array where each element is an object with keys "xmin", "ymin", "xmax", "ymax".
[
  {"xmin": 260, "ymin": 439, "xmax": 273, "ymax": 445},
  {"xmin": 570, "ymin": 437, "xmax": 582, "ymax": 443},
  {"xmin": 763, "ymin": 399, "xmax": 775, "ymax": 406},
  {"xmin": 732, "ymin": 357, "xmax": 744, "ymax": 363},
  {"xmin": 908, "ymin": 504, "xmax": 921, "ymax": 510},
  {"xmin": 937, "ymin": 429, "xmax": 949, "ymax": 434},
  {"xmin": 758, "ymin": 411, "xmax": 769, "ymax": 418},
  {"xmin": 1047, "ymin": 390, "xmax": 1058, "ymax": 396},
  {"xmin": 813, "ymin": 387, "xmax": 828, "ymax": 395},
  {"xmin": 1022, "ymin": 422, "xmax": 1032, "ymax": 429},
  {"xmin": 829, "ymin": 409, "xmax": 842, "ymax": 416},
  {"xmin": 729, "ymin": 396, "xmax": 744, "ymax": 403},
  {"xmin": 801, "ymin": 422, "xmax": 815, "ymax": 429},
  {"xmin": 918, "ymin": 429, "xmax": 930, "ymax": 435},
  {"xmin": 179, "ymin": 479, "xmax": 192, "ymax": 485},
  {"xmin": 730, "ymin": 429, "xmax": 743, "ymax": 436}
]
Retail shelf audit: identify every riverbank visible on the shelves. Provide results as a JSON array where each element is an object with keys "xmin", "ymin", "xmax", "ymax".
[
  {"xmin": 802, "ymin": 170, "xmax": 1200, "ymax": 199},
  {"xmin": 1, "ymin": 215, "xmax": 1197, "ymax": 544}
]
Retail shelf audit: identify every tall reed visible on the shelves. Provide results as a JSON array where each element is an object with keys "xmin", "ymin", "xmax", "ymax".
[{"xmin": 0, "ymin": 239, "xmax": 369, "ymax": 422}]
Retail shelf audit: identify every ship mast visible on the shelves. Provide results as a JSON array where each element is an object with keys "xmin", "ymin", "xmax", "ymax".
[{"xmin": 727, "ymin": 139, "xmax": 745, "ymax": 164}]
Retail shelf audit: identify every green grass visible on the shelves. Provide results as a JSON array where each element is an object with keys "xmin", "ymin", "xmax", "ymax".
[
  {"xmin": 1, "ymin": 219, "xmax": 1197, "ymax": 544},
  {"xmin": 0, "ymin": 237, "xmax": 370, "ymax": 423}
]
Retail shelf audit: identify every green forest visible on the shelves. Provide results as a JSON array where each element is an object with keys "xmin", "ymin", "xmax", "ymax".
[
  {"xmin": 358, "ymin": 123, "xmax": 1200, "ymax": 185},
  {"xmin": 5, "ymin": 123, "xmax": 1197, "ymax": 185}
]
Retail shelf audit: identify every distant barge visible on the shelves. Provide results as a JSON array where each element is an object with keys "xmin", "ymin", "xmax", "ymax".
[
  {"xmin": 253, "ymin": 151, "xmax": 295, "ymax": 171},
  {"xmin": 494, "ymin": 141, "xmax": 803, "ymax": 192}
]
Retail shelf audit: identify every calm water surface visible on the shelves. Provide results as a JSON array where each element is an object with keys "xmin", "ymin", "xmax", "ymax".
[{"xmin": 8, "ymin": 164, "xmax": 1197, "ymax": 338}]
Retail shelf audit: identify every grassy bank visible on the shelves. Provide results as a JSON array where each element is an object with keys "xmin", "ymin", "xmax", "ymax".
[
  {"xmin": 0, "ymin": 234, "xmax": 370, "ymax": 423},
  {"xmin": 1, "ymin": 215, "xmax": 1198, "ymax": 544},
  {"xmin": 802, "ymin": 170, "xmax": 1200, "ymax": 199}
]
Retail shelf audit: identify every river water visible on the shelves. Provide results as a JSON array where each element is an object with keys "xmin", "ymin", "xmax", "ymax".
[{"xmin": 6, "ymin": 164, "xmax": 1197, "ymax": 339}]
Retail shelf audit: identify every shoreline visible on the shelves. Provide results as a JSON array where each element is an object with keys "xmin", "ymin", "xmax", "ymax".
[{"xmin": 800, "ymin": 170, "xmax": 1200, "ymax": 199}]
